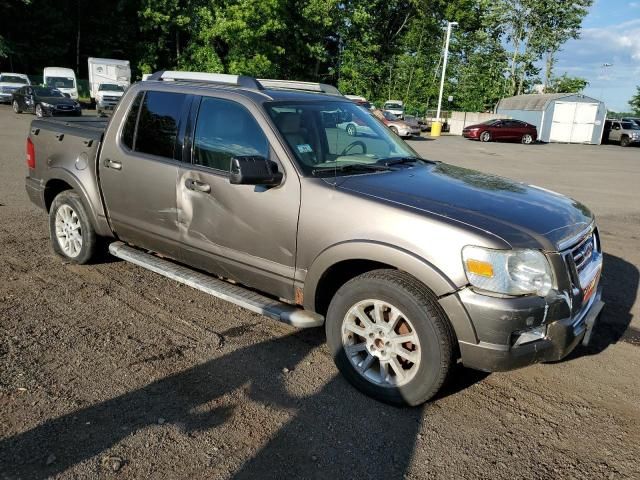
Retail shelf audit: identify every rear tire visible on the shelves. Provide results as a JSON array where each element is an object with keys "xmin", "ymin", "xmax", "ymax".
[
  {"xmin": 521, "ymin": 134, "xmax": 533, "ymax": 144},
  {"xmin": 326, "ymin": 269, "xmax": 455, "ymax": 406},
  {"xmin": 49, "ymin": 191, "xmax": 98, "ymax": 264},
  {"xmin": 12, "ymin": 100, "xmax": 21, "ymax": 114},
  {"xmin": 479, "ymin": 131, "xmax": 491, "ymax": 142}
]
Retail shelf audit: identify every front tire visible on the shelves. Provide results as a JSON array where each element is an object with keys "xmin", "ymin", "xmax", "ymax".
[
  {"xmin": 390, "ymin": 126, "xmax": 399, "ymax": 136},
  {"xmin": 35, "ymin": 104, "xmax": 44, "ymax": 118},
  {"xmin": 620, "ymin": 136, "xmax": 630, "ymax": 147},
  {"xmin": 12, "ymin": 100, "xmax": 21, "ymax": 114},
  {"xmin": 326, "ymin": 270, "xmax": 455, "ymax": 406},
  {"xmin": 479, "ymin": 131, "xmax": 491, "ymax": 142},
  {"xmin": 49, "ymin": 191, "xmax": 98, "ymax": 264},
  {"xmin": 346, "ymin": 123, "xmax": 357, "ymax": 136}
]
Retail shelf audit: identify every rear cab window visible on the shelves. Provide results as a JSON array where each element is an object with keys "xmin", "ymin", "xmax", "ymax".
[
  {"xmin": 136, "ymin": 91, "xmax": 188, "ymax": 159},
  {"xmin": 120, "ymin": 90, "xmax": 189, "ymax": 160}
]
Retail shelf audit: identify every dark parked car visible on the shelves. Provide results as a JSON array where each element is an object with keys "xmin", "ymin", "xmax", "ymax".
[
  {"xmin": 12, "ymin": 85, "xmax": 81, "ymax": 117},
  {"xmin": 463, "ymin": 119, "xmax": 537, "ymax": 144}
]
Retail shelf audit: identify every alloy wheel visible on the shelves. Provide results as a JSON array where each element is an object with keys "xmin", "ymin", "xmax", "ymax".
[
  {"xmin": 55, "ymin": 204, "xmax": 83, "ymax": 258},
  {"xmin": 341, "ymin": 299, "xmax": 421, "ymax": 388}
]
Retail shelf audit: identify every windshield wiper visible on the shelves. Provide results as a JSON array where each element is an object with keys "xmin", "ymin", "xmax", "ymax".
[
  {"xmin": 377, "ymin": 156, "xmax": 435, "ymax": 166},
  {"xmin": 312, "ymin": 163, "xmax": 392, "ymax": 176}
]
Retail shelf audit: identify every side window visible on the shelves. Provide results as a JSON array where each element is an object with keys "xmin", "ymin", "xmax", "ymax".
[
  {"xmin": 193, "ymin": 97, "xmax": 268, "ymax": 172},
  {"xmin": 121, "ymin": 92, "xmax": 143, "ymax": 150},
  {"xmin": 135, "ymin": 91, "xmax": 187, "ymax": 159}
]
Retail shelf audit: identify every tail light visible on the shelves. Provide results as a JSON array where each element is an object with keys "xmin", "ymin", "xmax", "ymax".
[{"xmin": 26, "ymin": 137, "xmax": 35, "ymax": 169}]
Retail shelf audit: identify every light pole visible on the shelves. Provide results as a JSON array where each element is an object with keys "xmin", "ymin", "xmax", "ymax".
[
  {"xmin": 599, "ymin": 63, "xmax": 612, "ymax": 102},
  {"xmin": 436, "ymin": 21, "xmax": 458, "ymax": 120}
]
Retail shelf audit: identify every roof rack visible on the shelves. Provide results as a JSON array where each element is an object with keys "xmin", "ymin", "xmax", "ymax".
[
  {"xmin": 258, "ymin": 79, "xmax": 342, "ymax": 96},
  {"xmin": 146, "ymin": 70, "xmax": 263, "ymax": 90},
  {"xmin": 144, "ymin": 70, "xmax": 343, "ymax": 96}
]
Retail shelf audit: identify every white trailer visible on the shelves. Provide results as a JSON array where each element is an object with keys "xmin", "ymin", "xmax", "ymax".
[{"xmin": 87, "ymin": 58, "xmax": 131, "ymax": 101}]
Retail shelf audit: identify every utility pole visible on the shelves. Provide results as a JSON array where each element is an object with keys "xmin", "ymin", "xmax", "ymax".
[
  {"xmin": 436, "ymin": 21, "xmax": 457, "ymax": 120},
  {"xmin": 599, "ymin": 63, "xmax": 612, "ymax": 102}
]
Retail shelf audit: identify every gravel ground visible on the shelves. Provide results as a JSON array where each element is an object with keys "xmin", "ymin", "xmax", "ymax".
[{"xmin": 1, "ymin": 105, "xmax": 639, "ymax": 479}]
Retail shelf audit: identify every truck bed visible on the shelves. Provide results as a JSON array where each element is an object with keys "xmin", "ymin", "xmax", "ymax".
[
  {"xmin": 31, "ymin": 116, "xmax": 108, "ymax": 142},
  {"xmin": 28, "ymin": 115, "xmax": 111, "ymax": 235}
]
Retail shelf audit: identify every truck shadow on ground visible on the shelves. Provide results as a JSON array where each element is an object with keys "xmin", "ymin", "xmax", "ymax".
[
  {"xmin": 2, "ymin": 326, "xmax": 478, "ymax": 479},
  {"xmin": 567, "ymin": 252, "xmax": 639, "ymax": 360}
]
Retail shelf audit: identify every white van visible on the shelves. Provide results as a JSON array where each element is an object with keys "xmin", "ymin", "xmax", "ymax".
[{"xmin": 43, "ymin": 67, "xmax": 78, "ymax": 100}]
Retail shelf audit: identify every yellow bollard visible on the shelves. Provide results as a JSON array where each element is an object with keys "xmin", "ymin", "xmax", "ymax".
[{"xmin": 431, "ymin": 121, "xmax": 442, "ymax": 137}]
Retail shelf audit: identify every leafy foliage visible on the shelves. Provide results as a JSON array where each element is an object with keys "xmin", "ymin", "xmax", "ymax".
[
  {"xmin": 546, "ymin": 74, "xmax": 588, "ymax": 93},
  {"xmin": 630, "ymin": 86, "xmax": 640, "ymax": 116},
  {"xmin": 0, "ymin": 0, "xmax": 592, "ymax": 112}
]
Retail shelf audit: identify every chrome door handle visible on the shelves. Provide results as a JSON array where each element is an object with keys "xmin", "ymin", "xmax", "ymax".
[
  {"xmin": 104, "ymin": 158, "xmax": 122, "ymax": 170},
  {"xmin": 185, "ymin": 178, "xmax": 211, "ymax": 193}
]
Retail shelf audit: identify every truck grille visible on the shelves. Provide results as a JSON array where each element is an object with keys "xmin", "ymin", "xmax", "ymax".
[
  {"xmin": 571, "ymin": 232, "xmax": 596, "ymax": 274},
  {"xmin": 566, "ymin": 228, "xmax": 601, "ymax": 290},
  {"xmin": 103, "ymin": 96, "xmax": 120, "ymax": 102}
]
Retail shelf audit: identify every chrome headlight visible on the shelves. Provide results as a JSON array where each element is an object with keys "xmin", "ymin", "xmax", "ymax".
[
  {"xmin": 462, "ymin": 246, "xmax": 553, "ymax": 297},
  {"xmin": 40, "ymin": 102, "xmax": 53, "ymax": 108}
]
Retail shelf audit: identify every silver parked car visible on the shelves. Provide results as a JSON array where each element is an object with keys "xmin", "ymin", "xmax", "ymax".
[{"xmin": 604, "ymin": 119, "xmax": 640, "ymax": 147}]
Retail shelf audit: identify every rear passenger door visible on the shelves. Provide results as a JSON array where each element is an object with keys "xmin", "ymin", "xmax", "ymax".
[
  {"xmin": 99, "ymin": 89, "xmax": 192, "ymax": 259},
  {"xmin": 176, "ymin": 95, "xmax": 301, "ymax": 301}
]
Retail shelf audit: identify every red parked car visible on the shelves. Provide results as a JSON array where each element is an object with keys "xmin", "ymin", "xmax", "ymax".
[{"xmin": 463, "ymin": 119, "xmax": 537, "ymax": 144}]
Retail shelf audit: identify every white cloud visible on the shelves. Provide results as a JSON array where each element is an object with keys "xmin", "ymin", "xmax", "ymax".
[{"xmin": 554, "ymin": 18, "xmax": 640, "ymax": 110}]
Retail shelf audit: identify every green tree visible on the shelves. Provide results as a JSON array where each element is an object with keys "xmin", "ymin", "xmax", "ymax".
[
  {"xmin": 546, "ymin": 74, "xmax": 588, "ymax": 93},
  {"xmin": 630, "ymin": 86, "xmax": 640, "ymax": 115}
]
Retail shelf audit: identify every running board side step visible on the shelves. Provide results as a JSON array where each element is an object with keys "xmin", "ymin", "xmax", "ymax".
[{"xmin": 108, "ymin": 241, "xmax": 324, "ymax": 329}]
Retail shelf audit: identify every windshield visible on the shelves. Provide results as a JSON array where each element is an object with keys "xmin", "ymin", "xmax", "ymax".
[
  {"xmin": 33, "ymin": 86, "xmax": 64, "ymax": 97},
  {"xmin": 0, "ymin": 75, "xmax": 28, "ymax": 84},
  {"xmin": 45, "ymin": 76, "xmax": 75, "ymax": 89},
  {"xmin": 382, "ymin": 111, "xmax": 398, "ymax": 121},
  {"xmin": 621, "ymin": 122, "xmax": 639, "ymax": 130},
  {"xmin": 384, "ymin": 103, "xmax": 403, "ymax": 110},
  {"xmin": 99, "ymin": 84, "xmax": 124, "ymax": 92},
  {"xmin": 266, "ymin": 101, "xmax": 417, "ymax": 176}
]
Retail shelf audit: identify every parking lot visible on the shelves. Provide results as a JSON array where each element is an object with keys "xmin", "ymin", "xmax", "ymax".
[{"xmin": 1, "ymin": 104, "xmax": 639, "ymax": 479}]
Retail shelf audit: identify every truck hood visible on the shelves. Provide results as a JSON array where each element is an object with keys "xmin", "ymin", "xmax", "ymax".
[{"xmin": 336, "ymin": 162, "xmax": 594, "ymax": 250}]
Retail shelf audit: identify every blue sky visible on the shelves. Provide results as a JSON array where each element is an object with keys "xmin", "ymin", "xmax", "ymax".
[{"xmin": 554, "ymin": 0, "xmax": 640, "ymax": 111}]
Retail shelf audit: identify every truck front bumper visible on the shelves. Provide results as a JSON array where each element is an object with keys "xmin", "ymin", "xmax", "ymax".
[{"xmin": 455, "ymin": 287, "xmax": 604, "ymax": 372}]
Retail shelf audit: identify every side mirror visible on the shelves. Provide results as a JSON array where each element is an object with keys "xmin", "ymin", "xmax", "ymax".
[
  {"xmin": 229, "ymin": 156, "xmax": 283, "ymax": 186},
  {"xmin": 340, "ymin": 111, "xmax": 353, "ymax": 123}
]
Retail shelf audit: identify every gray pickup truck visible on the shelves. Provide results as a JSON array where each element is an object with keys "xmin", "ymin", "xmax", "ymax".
[{"xmin": 25, "ymin": 71, "xmax": 604, "ymax": 406}]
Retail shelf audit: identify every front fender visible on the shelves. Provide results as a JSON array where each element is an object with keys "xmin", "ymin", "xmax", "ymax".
[
  {"xmin": 303, "ymin": 240, "xmax": 457, "ymax": 307},
  {"xmin": 303, "ymin": 241, "xmax": 478, "ymax": 344}
]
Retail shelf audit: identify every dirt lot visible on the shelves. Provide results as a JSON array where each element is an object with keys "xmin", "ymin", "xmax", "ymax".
[{"xmin": 1, "ymin": 105, "xmax": 639, "ymax": 479}]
